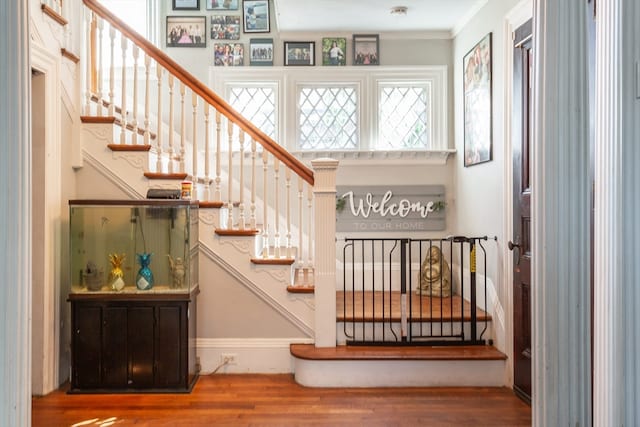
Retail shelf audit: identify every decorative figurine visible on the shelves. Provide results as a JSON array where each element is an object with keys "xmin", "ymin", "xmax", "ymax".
[
  {"xmin": 167, "ymin": 255, "xmax": 186, "ymax": 289},
  {"xmin": 82, "ymin": 261, "xmax": 103, "ymax": 291},
  {"xmin": 108, "ymin": 253, "xmax": 126, "ymax": 291},
  {"xmin": 417, "ymin": 246, "xmax": 452, "ymax": 297},
  {"xmin": 136, "ymin": 252, "xmax": 154, "ymax": 290}
]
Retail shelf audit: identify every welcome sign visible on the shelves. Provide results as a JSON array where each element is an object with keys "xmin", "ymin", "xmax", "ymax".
[{"xmin": 336, "ymin": 185, "xmax": 446, "ymax": 232}]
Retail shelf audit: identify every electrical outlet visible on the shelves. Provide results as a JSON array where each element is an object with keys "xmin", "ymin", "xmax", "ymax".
[{"xmin": 220, "ymin": 353, "xmax": 237, "ymax": 365}]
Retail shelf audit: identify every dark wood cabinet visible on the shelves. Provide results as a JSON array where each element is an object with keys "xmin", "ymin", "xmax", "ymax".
[{"xmin": 69, "ymin": 288, "xmax": 199, "ymax": 393}]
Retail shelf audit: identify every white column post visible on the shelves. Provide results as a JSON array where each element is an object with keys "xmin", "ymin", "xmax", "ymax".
[
  {"xmin": 0, "ymin": 1, "xmax": 31, "ymax": 425},
  {"xmin": 594, "ymin": 0, "xmax": 640, "ymax": 424},
  {"xmin": 311, "ymin": 158, "xmax": 338, "ymax": 347},
  {"xmin": 531, "ymin": 1, "xmax": 591, "ymax": 425}
]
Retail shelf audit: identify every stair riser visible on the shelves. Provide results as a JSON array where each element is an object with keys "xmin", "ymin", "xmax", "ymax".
[{"xmin": 293, "ymin": 358, "xmax": 506, "ymax": 387}]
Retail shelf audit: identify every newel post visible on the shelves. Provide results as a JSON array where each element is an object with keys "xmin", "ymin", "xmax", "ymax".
[{"xmin": 311, "ymin": 158, "xmax": 339, "ymax": 347}]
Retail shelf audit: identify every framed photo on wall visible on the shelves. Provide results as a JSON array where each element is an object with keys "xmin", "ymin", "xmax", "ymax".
[
  {"xmin": 250, "ymin": 38, "xmax": 273, "ymax": 66},
  {"xmin": 210, "ymin": 15, "xmax": 241, "ymax": 40},
  {"xmin": 206, "ymin": 0, "xmax": 239, "ymax": 10},
  {"xmin": 243, "ymin": 0, "xmax": 270, "ymax": 33},
  {"xmin": 166, "ymin": 16, "xmax": 206, "ymax": 47},
  {"xmin": 322, "ymin": 37, "xmax": 346, "ymax": 66},
  {"xmin": 463, "ymin": 32, "xmax": 492, "ymax": 167},
  {"xmin": 284, "ymin": 41, "xmax": 315, "ymax": 66},
  {"xmin": 353, "ymin": 34, "xmax": 379, "ymax": 65},
  {"xmin": 214, "ymin": 43, "xmax": 244, "ymax": 66},
  {"xmin": 173, "ymin": 0, "xmax": 200, "ymax": 10}
]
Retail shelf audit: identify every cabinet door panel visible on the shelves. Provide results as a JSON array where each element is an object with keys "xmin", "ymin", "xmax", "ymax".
[
  {"xmin": 73, "ymin": 305, "xmax": 102, "ymax": 388},
  {"xmin": 128, "ymin": 306, "xmax": 155, "ymax": 387},
  {"xmin": 102, "ymin": 306, "xmax": 128, "ymax": 387},
  {"xmin": 156, "ymin": 305, "xmax": 183, "ymax": 387}
]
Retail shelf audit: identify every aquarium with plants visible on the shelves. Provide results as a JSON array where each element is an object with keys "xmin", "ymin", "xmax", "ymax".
[{"xmin": 69, "ymin": 200, "xmax": 199, "ymax": 294}]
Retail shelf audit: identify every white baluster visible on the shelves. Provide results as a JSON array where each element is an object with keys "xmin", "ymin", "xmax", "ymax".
[
  {"xmin": 273, "ymin": 157, "xmax": 281, "ymax": 258},
  {"xmin": 262, "ymin": 150, "xmax": 269, "ymax": 258},
  {"xmin": 191, "ymin": 92, "xmax": 198, "ymax": 181},
  {"xmin": 96, "ymin": 17, "xmax": 104, "ymax": 116},
  {"xmin": 214, "ymin": 111, "xmax": 222, "ymax": 201},
  {"xmin": 156, "ymin": 67, "xmax": 163, "ymax": 173},
  {"xmin": 297, "ymin": 176, "xmax": 304, "ymax": 272},
  {"xmin": 227, "ymin": 121, "xmax": 234, "ymax": 229},
  {"xmin": 167, "ymin": 74, "xmax": 175, "ymax": 174},
  {"xmin": 179, "ymin": 82, "xmax": 186, "ymax": 173},
  {"xmin": 130, "ymin": 45, "xmax": 139, "ymax": 145},
  {"xmin": 238, "ymin": 132, "xmax": 246, "ymax": 230},
  {"xmin": 250, "ymin": 139, "xmax": 257, "ymax": 230},
  {"xmin": 84, "ymin": 10, "xmax": 92, "ymax": 115},
  {"xmin": 203, "ymin": 103, "xmax": 211, "ymax": 201},
  {"xmin": 119, "ymin": 35, "xmax": 128, "ymax": 145},
  {"xmin": 285, "ymin": 167, "xmax": 292, "ymax": 258},
  {"xmin": 108, "ymin": 26, "xmax": 115, "ymax": 116},
  {"xmin": 307, "ymin": 183, "xmax": 313, "ymax": 277},
  {"xmin": 143, "ymin": 54, "xmax": 151, "ymax": 146}
]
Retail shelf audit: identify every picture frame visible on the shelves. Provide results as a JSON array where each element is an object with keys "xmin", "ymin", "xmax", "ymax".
[
  {"xmin": 322, "ymin": 37, "xmax": 346, "ymax": 66},
  {"xmin": 214, "ymin": 42, "xmax": 244, "ymax": 66},
  {"xmin": 249, "ymin": 38, "xmax": 273, "ymax": 66},
  {"xmin": 172, "ymin": 0, "xmax": 200, "ymax": 11},
  {"xmin": 166, "ymin": 16, "xmax": 207, "ymax": 48},
  {"xmin": 352, "ymin": 34, "xmax": 379, "ymax": 65},
  {"xmin": 206, "ymin": 0, "xmax": 239, "ymax": 10},
  {"xmin": 284, "ymin": 41, "xmax": 315, "ymax": 66},
  {"xmin": 463, "ymin": 32, "xmax": 492, "ymax": 167},
  {"xmin": 242, "ymin": 0, "xmax": 270, "ymax": 33},
  {"xmin": 210, "ymin": 15, "xmax": 241, "ymax": 40}
]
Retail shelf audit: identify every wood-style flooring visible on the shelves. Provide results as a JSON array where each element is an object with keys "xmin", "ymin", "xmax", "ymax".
[
  {"xmin": 32, "ymin": 374, "xmax": 531, "ymax": 426},
  {"xmin": 337, "ymin": 291, "xmax": 491, "ymax": 322}
]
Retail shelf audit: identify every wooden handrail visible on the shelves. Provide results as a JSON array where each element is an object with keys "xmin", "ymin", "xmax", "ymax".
[{"xmin": 83, "ymin": 0, "xmax": 314, "ymax": 185}]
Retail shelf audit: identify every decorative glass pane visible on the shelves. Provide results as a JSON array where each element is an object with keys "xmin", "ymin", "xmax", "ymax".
[
  {"xmin": 378, "ymin": 85, "xmax": 430, "ymax": 150},
  {"xmin": 229, "ymin": 86, "xmax": 276, "ymax": 139},
  {"xmin": 297, "ymin": 86, "xmax": 358, "ymax": 150}
]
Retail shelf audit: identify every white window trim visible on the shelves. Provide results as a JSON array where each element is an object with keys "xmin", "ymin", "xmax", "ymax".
[{"xmin": 210, "ymin": 66, "xmax": 452, "ymax": 164}]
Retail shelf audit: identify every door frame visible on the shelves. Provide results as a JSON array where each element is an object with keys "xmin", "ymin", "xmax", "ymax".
[
  {"xmin": 502, "ymin": 0, "xmax": 532, "ymax": 390},
  {"xmin": 30, "ymin": 42, "xmax": 63, "ymax": 396}
]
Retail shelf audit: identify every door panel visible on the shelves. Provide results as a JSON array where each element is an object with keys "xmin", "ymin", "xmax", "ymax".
[{"xmin": 512, "ymin": 18, "xmax": 533, "ymax": 403}]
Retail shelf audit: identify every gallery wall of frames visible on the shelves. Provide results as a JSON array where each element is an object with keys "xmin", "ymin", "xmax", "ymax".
[{"xmin": 167, "ymin": 0, "xmax": 381, "ymax": 67}]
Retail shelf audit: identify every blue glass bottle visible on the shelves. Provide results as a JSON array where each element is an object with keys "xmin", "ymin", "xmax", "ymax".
[{"xmin": 136, "ymin": 252, "xmax": 154, "ymax": 290}]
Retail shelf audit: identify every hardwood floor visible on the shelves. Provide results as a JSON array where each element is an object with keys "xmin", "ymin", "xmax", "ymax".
[{"xmin": 32, "ymin": 374, "xmax": 531, "ymax": 426}]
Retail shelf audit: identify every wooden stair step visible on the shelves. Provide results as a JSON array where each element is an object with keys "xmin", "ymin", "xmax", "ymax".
[
  {"xmin": 199, "ymin": 201, "xmax": 224, "ymax": 209},
  {"xmin": 286, "ymin": 285, "xmax": 315, "ymax": 294},
  {"xmin": 41, "ymin": 4, "xmax": 68, "ymax": 26},
  {"xmin": 215, "ymin": 229, "xmax": 260, "ymax": 236},
  {"xmin": 290, "ymin": 343, "xmax": 506, "ymax": 361},
  {"xmin": 251, "ymin": 258, "xmax": 295, "ymax": 265},
  {"xmin": 144, "ymin": 172, "xmax": 188, "ymax": 180}
]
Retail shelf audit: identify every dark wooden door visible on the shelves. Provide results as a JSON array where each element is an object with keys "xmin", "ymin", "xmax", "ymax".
[
  {"xmin": 73, "ymin": 304, "xmax": 102, "ymax": 388},
  {"xmin": 102, "ymin": 306, "xmax": 128, "ymax": 387},
  {"xmin": 128, "ymin": 306, "xmax": 155, "ymax": 387},
  {"xmin": 511, "ymin": 19, "xmax": 533, "ymax": 403}
]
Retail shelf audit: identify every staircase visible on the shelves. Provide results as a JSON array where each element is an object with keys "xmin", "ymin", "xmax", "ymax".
[{"xmin": 73, "ymin": 0, "xmax": 506, "ymax": 387}]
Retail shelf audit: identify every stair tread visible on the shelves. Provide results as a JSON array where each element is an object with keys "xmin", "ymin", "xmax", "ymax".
[{"xmin": 290, "ymin": 343, "xmax": 506, "ymax": 361}]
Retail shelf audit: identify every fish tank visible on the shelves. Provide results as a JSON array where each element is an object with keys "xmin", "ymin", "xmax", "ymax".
[{"xmin": 69, "ymin": 199, "xmax": 198, "ymax": 294}]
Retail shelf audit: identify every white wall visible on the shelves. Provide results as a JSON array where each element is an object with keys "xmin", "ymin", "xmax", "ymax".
[{"xmin": 452, "ymin": 0, "xmax": 522, "ymax": 354}]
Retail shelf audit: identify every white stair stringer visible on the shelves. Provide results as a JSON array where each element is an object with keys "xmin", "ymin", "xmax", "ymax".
[{"xmin": 199, "ymin": 212, "xmax": 314, "ymax": 337}]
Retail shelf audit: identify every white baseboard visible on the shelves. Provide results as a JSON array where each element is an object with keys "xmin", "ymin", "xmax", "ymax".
[{"xmin": 197, "ymin": 338, "xmax": 314, "ymax": 374}]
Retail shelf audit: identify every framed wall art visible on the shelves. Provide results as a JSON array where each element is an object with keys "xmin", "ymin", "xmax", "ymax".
[
  {"xmin": 322, "ymin": 37, "xmax": 346, "ymax": 66},
  {"xmin": 284, "ymin": 41, "xmax": 315, "ymax": 66},
  {"xmin": 243, "ymin": 0, "xmax": 270, "ymax": 33},
  {"xmin": 250, "ymin": 38, "xmax": 273, "ymax": 66},
  {"xmin": 173, "ymin": 0, "xmax": 200, "ymax": 10},
  {"xmin": 166, "ymin": 16, "xmax": 206, "ymax": 48},
  {"xmin": 210, "ymin": 15, "xmax": 241, "ymax": 40},
  {"xmin": 353, "ymin": 34, "xmax": 379, "ymax": 65},
  {"xmin": 206, "ymin": 0, "xmax": 239, "ymax": 10},
  {"xmin": 463, "ymin": 32, "xmax": 492, "ymax": 167},
  {"xmin": 214, "ymin": 43, "xmax": 244, "ymax": 66}
]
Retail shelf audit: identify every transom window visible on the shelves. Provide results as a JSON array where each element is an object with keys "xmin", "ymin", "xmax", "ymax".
[
  {"xmin": 297, "ymin": 85, "xmax": 358, "ymax": 151},
  {"xmin": 213, "ymin": 66, "xmax": 447, "ymax": 154}
]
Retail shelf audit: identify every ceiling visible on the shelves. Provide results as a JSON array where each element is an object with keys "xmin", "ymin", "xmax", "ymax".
[{"xmin": 272, "ymin": 0, "xmax": 487, "ymax": 34}]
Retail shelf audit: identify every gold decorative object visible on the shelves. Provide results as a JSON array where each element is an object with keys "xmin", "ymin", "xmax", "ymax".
[
  {"xmin": 417, "ymin": 246, "xmax": 451, "ymax": 297},
  {"xmin": 108, "ymin": 253, "xmax": 126, "ymax": 291},
  {"xmin": 167, "ymin": 255, "xmax": 186, "ymax": 289}
]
